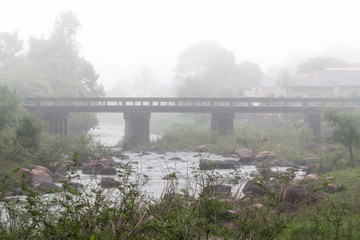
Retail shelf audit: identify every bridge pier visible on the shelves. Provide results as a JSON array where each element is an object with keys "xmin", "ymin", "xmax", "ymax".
[
  {"xmin": 124, "ymin": 112, "xmax": 151, "ymax": 145},
  {"xmin": 304, "ymin": 112, "xmax": 322, "ymax": 136},
  {"xmin": 211, "ymin": 113, "xmax": 234, "ymax": 133},
  {"xmin": 42, "ymin": 112, "xmax": 69, "ymax": 135}
]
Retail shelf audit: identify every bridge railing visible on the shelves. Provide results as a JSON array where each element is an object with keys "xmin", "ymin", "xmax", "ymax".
[{"xmin": 22, "ymin": 97, "xmax": 360, "ymax": 109}]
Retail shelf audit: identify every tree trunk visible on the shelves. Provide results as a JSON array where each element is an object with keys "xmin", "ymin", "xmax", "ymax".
[{"xmin": 349, "ymin": 145, "xmax": 355, "ymax": 167}]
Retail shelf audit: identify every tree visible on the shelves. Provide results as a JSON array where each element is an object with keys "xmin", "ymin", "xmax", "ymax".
[
  {"xmin": 297, "ymin": 57, "xmax": 348, "ymax": 74},
  {"xmin": 175, "ymin": 40, "xmax": 263, "ymax": 97},
  {"xmin": 323, "ymin": 108, "xmax": 360, "ymax": 166},
  {"xmin": 0, "ymin": 84, "xmax": 24, "ymax": 131},
  {"xmin": 0, "ymin": 11, "xmax": 104, "ymax": 131},
  {"xmin": 0, "ymin": 31, "xmax": 23, "ymax": 68}
]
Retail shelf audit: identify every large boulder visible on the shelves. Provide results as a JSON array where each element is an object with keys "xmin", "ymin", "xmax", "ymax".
[
  {"xmin": 98, "ymin": 158, "xmax": 118, "ymax": 167},
  {"xmin": 82, "ymin": 162, "xmax": 117, "ymax": 175},
  {"xmin": 98, "ymin": 178, "xmax": 121, "ymax": 188},
  {"xmin": 35, "ymin": 181, "xmax": 61, "ymax": 193},
  {"xmin": 31, "ymin": 169, "xmax": 52, "ymax": 185},
  {"xmin": 34, "ymin": 166, "xmax": 53, "ymax": 176},
  {"xmin": 199, "ymin": 159, "xmax": 239, "ymax": 170},
  {"xmin": 235, "ymin": 147, "xmax": 253, "ymax": 159},
  {"xmin": 254, "ymin": 151, "xmax": 277, "ymax": 161},
  {"xmin": 303, "ymin": 173, "xmax": 320, "ymax": 182},
  {"xmin": 235, "ymin": 147, "xmax": 254, "ymax": 164},
  {"xmin": 242, "ymin": 179, "xmax": 265, "ymax": 197},
  {"xmin": 279, "ymin": 185, "xmax": 326, "ymax": 205}
]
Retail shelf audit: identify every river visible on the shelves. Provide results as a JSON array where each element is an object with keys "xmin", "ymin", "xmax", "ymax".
[{"xmin": 85, "ymin": 123, "xmax": 305, "ymax": 199}]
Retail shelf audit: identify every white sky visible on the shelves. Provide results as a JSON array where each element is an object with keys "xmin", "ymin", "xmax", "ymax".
[{"xmin": 2, "ymin": 0, "xmax": 360, "ymax": 89}]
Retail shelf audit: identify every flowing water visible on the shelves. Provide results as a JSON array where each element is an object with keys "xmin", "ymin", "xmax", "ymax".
[{"xmin": 85, "ymin": 124, "xmax": 306, "ymax": 199}]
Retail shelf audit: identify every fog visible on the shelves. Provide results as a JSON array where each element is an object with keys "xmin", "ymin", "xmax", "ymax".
[{"xmin": 2, "ymin": 0, "xmax": 360, "ymax": 94}]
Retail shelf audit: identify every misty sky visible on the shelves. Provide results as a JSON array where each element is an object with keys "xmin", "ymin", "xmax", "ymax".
[{"xmin": 2, "ymin": 0, "xmax": 360, "ymax": 89}]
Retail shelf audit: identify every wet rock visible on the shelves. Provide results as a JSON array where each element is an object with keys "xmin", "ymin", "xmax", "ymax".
[
  {"xmin": 169, "ymin": 157, "xmax": 183, "ymax": 161},
  {"xmin": 34, "ymin": 166, "xmax": 53, "ymax": 176},
  {"xmin": 224, "ymin": 154, "xmax": 239, "ymax": 159},
  {"xmin": 82, "ymin": 162, "xmax": 117, "ymax": 175},
  {"xmin": 268, "ymin": 159, "xmax": 295, "ymax": 167},
  {"xmin": 199, "ymin": 159, "xmax": 239, "ymax": 170},
  {"xmin": 36, "ymin": 181, "xmax": 61, "ymax": 193},
  {"xmin": 162, "ymin": 173, "xmax": 178, "ymax": 180},
  {"xmin": 98, "ymin": 158, "xmax": 118, "ymax": 167},
  {"xmin": 242, "ymin": 179, "xmax": 264, "ymax": 197},
  {"xmin": 31, "ymin": 169, "xmax": 52, "ymax": 185},
  {"xmin": 98, "ymin": 177, "xmax": 121, "ymax": 188},
  {"xmin": 62, "ymin": 182, "xmax": 83, "ymax": 189},
  {"xmin": 234, "ymin": 147, "xmax": 253, "ymax": 160},
  {"xmin": 141, "ymin": 152, "xmax": 151, "ymax": 156},
  {"xmin": 254, "ymin": 151, "xmax": 277, "ymax": 161},
  {"xmin": 196, "ymin": 144, "xmax": 212, "ymax": 152}
]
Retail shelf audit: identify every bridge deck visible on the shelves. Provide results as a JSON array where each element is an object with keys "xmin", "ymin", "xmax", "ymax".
[{"xmin": 23, "ymin": 97, "xmax": 360, "ymax": 113}]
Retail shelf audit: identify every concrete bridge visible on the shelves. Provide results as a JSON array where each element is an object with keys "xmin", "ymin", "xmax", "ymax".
[{"xmin": 23, "ymin": 97, "xmax": 360, "ymax": 143}]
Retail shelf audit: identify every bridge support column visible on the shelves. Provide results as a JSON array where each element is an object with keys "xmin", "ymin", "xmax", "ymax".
[
  {"xmin": 304, "ymin": 112, "xmax": 321, "ymax": 136},
  {"xmin": 42, "ymin": 112, "xmax": 69, "ymax": 135},
  {"xmin": 124, "ymin": 112, "xmax": 151, "ymax": 145},
  {"xmin": 211, "ymin": 113, "xmax": 234, "ymax": 133}
]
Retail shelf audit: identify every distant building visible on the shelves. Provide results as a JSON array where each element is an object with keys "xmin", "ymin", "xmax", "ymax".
[
  {"xmin": 243, "ymin": 86, "xmax": 286, "ymax": 98},
  {"xmin": 284, "ymin": 68, "xmax": 360, "ymax": 97}
]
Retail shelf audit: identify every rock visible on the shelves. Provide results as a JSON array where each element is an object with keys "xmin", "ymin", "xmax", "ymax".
[
  {"xmin": 234, "ymin": 147, "xmax": 253, "ymax": 159},
  {"xmin": 141, "ymin": 152, "xmax": 151, "ymax": 156},
  {"xmin": 82, "ymin": 162, "xmax": 117, "ymax": 175},
  {"xmin": 223, "ymin": 210, "xmax": 239, "ymax": 218},
  {"xmin": 53, "ymin": 164, "xmax": 68, "ymax": 176},
  {"xmin": 199, "ymin": 159, "xmax": 239, "ymax": 170},
  {"xmin": 279, "ymin": 185, "xmax": 326, "ymax": 205},
  {"xmin": 169, "ymin": 157, "xmax": 183, "ymax": 161},
  {"xmin": 36, "ymin": 181, "xmax": 61, "ymax": 193},
  {"xmin": 326, "ymin": 184, "xmax": 338, "ymax": 193},
  {"xmin": 306, "ymin": 163, "xmax": 328, "ymax": 174},
  {"xmin": 34, "ymin": 166, "xmax": 53, "ymax": 176},
  {"xmin": 20, "ymin": 168, "xmax": 33, "ymax": 185},
  {"xmin": 301, "ymin": 156, "xmax": 319, "ymax": 166},
  {"xmin": 31, "ymin": 169, "xmax": 52, "ymax": 185},
  {"xmin": 254, "ymin": 151, "xmax": 277, "ymax": 161},
  {"xmin": 196, "ymin": 144, "xmax": 213, "ymax": 152},
  {"xmin": 303, "ymin": 173, "xmax": 320, "ymax": 182},
  {"xmin": 224, "ymin": 153, "xmax": 239, "ymax": 158},
  {"xmin": 242, "ymin": 179, "xmax": 264, "ymax": 197},
  {"xmin": 62, "ymin": 182, "xmax": 83, "ymax": 189},
  {"xmin": 325, "ymin": 176, "xmax": 335, "ymax": 181},
  {"xmin": 98, "ymin": 158, "xmax": 118, "ymax": 167},
  {"xmin": 162, "ymin": 173, "xmax": 178, "ymax": 180},
  {"xmin": 253, "ymin": 203, "xmax": 263, "ymax": 209},
  {"xmin": 268, "ymin": 159, "xmax": 295, "ymax": 167},
  {"xmin": 98, "ymin": 178, "xmax": 121, "ymax": 188}
]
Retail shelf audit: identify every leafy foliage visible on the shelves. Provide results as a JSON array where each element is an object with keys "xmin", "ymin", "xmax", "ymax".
[{"xmin": 324, "ymin": 108, "xmax": 360, "ymax": 166}]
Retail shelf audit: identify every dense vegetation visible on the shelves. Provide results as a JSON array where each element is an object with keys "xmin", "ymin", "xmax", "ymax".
[{"xmin": 0, "ymin": 11, "xmax": 104, "ymax": 132}]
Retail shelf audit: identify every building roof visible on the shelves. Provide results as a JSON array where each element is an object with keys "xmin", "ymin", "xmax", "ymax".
[{"xmin": 284, "ymin": 68, "xmax": 360, "ymax": 87}]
